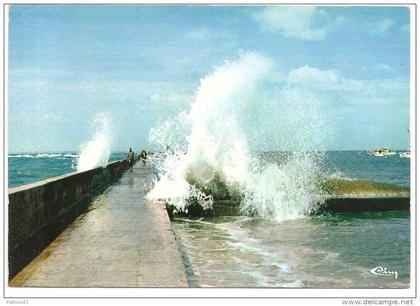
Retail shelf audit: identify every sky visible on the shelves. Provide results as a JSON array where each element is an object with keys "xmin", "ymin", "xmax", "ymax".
[{"xmin": 8, "ymin": 5, "xmax": 411, "ymax": 152}]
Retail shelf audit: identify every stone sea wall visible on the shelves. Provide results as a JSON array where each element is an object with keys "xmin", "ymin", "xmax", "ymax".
[
  {"xmin": 167, "ymin": 179, "xmax": 410, "ymax": 218},
  {"xmin": 8, "ymin": 160, "xmax": 130, "ymax": 279}
]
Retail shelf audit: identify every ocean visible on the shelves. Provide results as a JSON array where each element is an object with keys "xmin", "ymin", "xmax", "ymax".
[
  {"xmin": 8, "ymin": 151, "xmax": 410, "ymax": 189},
  {"xmin": 7, "ymin": 150, "xmax": 411, "ymax": 288},
  {"xmin": 8, "ymin": 152, "xmax": 127, "ymax": 188},
  {"xmin": 174, "ymin": 211, "xmax": 409, "ymax": 288}
]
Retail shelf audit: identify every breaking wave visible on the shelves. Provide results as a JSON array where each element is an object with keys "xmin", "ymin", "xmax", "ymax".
[
  {"xmin": 147, "ymin": 53, "xmax": 329, "ymax": 221},
  {"xmin": 76, "ymin": 113, "xmax": 113, "ymax": 172}
]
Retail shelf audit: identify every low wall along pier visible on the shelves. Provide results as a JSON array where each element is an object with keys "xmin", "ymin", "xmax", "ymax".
[
  {"xmin": 9, "ymin": 163, "xmax": 188, "ymax": 287},
  {"xmin": 8, "ymin": 160, "xmax": 129, "ymax": 280},
  {"xmin": 167, "ymin": 178, "xmax": 410, "ymax": 218}
]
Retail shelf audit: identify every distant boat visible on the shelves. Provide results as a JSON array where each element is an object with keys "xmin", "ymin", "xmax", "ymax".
[
  {"xmin": 399, "ymin": 150, "xmax": 411, "ymax": 159},
  {"xmin": 368, "ymin": 147, "xmax": 397, "ymax": 157},
  {"xmin": 399, "ymin": 128, "xmax": 411, "ymax": 159}
]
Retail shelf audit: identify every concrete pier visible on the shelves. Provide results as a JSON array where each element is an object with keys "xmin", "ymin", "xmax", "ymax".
[
  {"xmin": 8, "ymin": 160, "xmax": 130, "ymax": 279},
  {"xmin": 10, "ymin": 163, "xmax": 188, "ymax": 287}
]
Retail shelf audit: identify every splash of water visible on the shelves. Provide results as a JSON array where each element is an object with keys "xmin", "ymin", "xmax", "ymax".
[
  {"xmin": 76, "ymin": 113, "xmax": 113, "ymax": 172},
  {"xmin": 147, "ymin": 53, "xmax": 328, "ymax": 221}
]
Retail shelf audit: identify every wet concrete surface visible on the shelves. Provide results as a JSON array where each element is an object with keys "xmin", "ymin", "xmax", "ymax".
[{"xmin": 10, "ymin": 163, "xmax": 188, "ymax": 287}]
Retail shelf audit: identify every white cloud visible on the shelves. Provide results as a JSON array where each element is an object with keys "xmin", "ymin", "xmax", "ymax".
[
  {"xmin": 287, "ymin": 66, "xmax": 364, "ymax": 91},
  {"xmin": 284, "ymin": 64, "xmax": 409, "ymax": 149},
  {"xmin": 253, "ymin": 7, "xmax": 397, "ymax": 39},
  {"xmin": 286, "ymin": 65, "xmax": 408, "ymax": 102},
  {"xmin": 373, "ymin": 63, "xmax": 393, "ymax": 72},
  {"xmin": 253, "ymin": 6, "xmax": 341, "ymax": 41},
  {"xmin": 367, "ymin": 18, "xmax": 394, "ymax": 35},
  {"xmin": 288, "ymin": 66, "xmax": 339, "ymax": 83}
]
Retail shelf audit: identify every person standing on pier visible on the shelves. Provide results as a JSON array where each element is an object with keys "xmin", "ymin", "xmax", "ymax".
[
  {"xmin": 140, "ymin": 150, "xmax": 147, "ymax": 166},
  {"xmin": 127, "ymin": 148, "xmax": 135, "ymax": 170}
]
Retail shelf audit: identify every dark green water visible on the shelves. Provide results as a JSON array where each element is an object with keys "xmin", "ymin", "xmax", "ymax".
[
  {"xmin": 8, "ymin": 152, "xmax": 127, "ymax": 188},
  {"xmin": 173, "ymin": 211, "xmax": 410, "ymax": 288},
  {"xmin": 8, "ymin": 151, "xmax": 411, "ymax": 288}
]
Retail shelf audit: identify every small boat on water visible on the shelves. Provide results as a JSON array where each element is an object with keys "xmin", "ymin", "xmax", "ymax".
[
  {"xmin": 399, "ymin": 128, "xmax": 411, "ymax": 159},
  {"xmin": 399, "ymin": 150, "xmax": 411, "ymax": 159},
  {"xmin": 368, "ymin": 147, "xmax": 397, "ymax": 157}
]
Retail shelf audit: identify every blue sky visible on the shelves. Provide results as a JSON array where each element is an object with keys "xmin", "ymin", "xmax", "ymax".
[{"xmin": 8, "ymin": 5, "xmax": 411, "ymax": 152}]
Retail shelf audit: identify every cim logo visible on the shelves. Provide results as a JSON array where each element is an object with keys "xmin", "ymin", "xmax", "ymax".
[{"xmin": 370, "ymin": 266, "xmax": 398, "ymax": 279}]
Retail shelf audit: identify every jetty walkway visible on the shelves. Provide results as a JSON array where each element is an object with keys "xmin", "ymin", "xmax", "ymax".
[{"xmin": 10, "ymin": 163, "xmax": 188, "ymax": 287}]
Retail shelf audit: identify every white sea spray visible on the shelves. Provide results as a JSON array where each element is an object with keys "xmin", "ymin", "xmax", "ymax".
[
  {"xmin": 76, "ymin": 112, "xmax": 113, "ymax": 172},
  {"xmin": 147, "ymin": 53, "xmax": 329, "ymax": 221}
]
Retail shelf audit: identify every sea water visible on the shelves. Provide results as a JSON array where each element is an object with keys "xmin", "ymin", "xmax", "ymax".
[
  {"xmin": 8, "ymin": 151, "xmax": 411, "ymax": 288},
  {"xmin": 146, "ymin": 53, "xmax": 411, "ymax": 288},
  {"xmin": 173, "ymin": 211, "xmax": 409, "ymax": 288},
  {"xmin": 8, "ymin": 151, "xmax": 409, "ymax": 188},
  {"xmin": 170, "ymin": 151, "xmax": 410, "ymax": 288},
  {"xmin": 8, "ymin": 152, "xmax": 127, "ymax": 188},
  {"xmin": 8, "ymin": 112, "xmax": 117, "ymax": 188}
]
